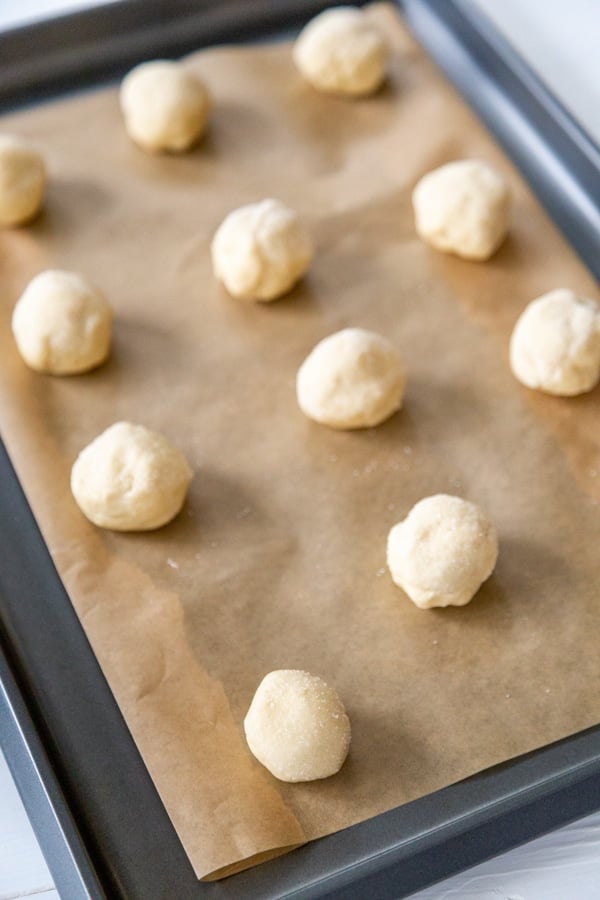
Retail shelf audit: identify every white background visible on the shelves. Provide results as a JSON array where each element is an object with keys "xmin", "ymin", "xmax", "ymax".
[{"xmin": 1, "ymin": 1, "xmax": 599, "ymax": 898}]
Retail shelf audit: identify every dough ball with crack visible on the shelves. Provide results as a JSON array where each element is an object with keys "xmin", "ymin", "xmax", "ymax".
[
  {"xmin": 211, "ymin": 199, "xmax": 313, "ymax": 301},
  {"xmin": 120, "ymin": 60, "xmax": 210, "ymax": 153},
  {"xmin": 71, "ymin": 422, "xmax": 193, "ymax": 531},
  {"xmin": 293, "ymin": 6, "xmax": 388, "ymax": 97},
  {"xmin": 387, "ymin": 494, "xmax": 498, "ymax": 609},
  {"xmin": 0, "ymin": 135, "xmax": 46, "ymax": 226},
  {"xmin": 412, "ymin": 159, "xmax": 510, "ymax": 260},
  {"xmin": 12, "ymin": 270, "xmax": 112, "ymax": 375},
  {"xmin": 509, "ymin": 288, "xmax": 600, "ymax": 396},
  {"xmin": 297, "ymin": 327, "xmax": 406, "ymax": 429},
  {"xmin": 244, "ymin": 670, "xmax": 351, "ymax": 782}
]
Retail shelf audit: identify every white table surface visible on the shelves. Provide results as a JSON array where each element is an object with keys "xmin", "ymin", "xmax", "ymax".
[{"xmin": 1, "ymin": 2, "xmax": 599, "ymax": 898}]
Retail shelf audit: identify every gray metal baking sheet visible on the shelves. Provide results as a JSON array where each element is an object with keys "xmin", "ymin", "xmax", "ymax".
[{"xmin": 0, "ymin": 2, "xmax": 599, "ymax": 898}]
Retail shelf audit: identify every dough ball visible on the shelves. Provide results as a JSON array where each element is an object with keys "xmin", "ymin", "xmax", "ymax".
[
  {"xmin": 71, "ymin": 422, "xmax": 193, "ymax": 531},
  {"xmin": 293, "ymin": 6, "xmax": 388, "ymax": 97},
  {"xmin": 244, "ymin": 670, "xmax": 351, "ymax": 782},
  {"xmin": 387, "ymin": 494, "xmax": 498, "ymax": 609},
  {"xmin": 0, "ymin": 134, "xmax": 46, "ymax": 226},
  {"xmin": 120, "ymin": 60, "xmax": 210, "ymax": 153},
  {"xmin": 12, "ymin": 270, "xmax": 112, "ymax": 375},
  {"xmin": 211, "ymin": 199, "xmax": 313, "ymax": 301},
  {"xmin": 412, "ymin": 159, "xmax": 510, "ymax": 261},
  {"xmin": 509, "ymin": 288, "xmax": 600, "ymax": 396},
  {"xmin": 297, "ymin": 327, "xmax": 406, "ymax": 429}
]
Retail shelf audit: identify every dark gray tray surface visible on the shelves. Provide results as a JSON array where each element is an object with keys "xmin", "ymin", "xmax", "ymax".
[
  {"xmin": 1, "ymin": 2, "xmax": 599, "ymax": 898},
  {"xmin": 0, "ymin": 0, "xmax": 353, "ymax": 110}
]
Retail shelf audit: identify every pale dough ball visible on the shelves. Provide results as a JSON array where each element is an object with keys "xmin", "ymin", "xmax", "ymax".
[
  {"xmin": 120, "ymin": 60, "xmax": 210, "ymax": 153},
  {"xmin": 387, "ymin": 494, "xmax": 498, "ymax": 609},
  {"xmin": 0, "ymin": 135, "xmax": 46, "ymax": 226},
  {"xmin": 71, "ymin": 422, "xmax": 193, "ymax": 531},
  {"xmin": 293, "ymin": 6, "xmax": 388, "ymax": 97},
  {"xmin": 412, "ymin": 159, "xmax": 510, "ymax": 261},
  {"xmin": 12, "ymin": 270, "xmax": 112, "ymax": 375},
  {"xmin": 509, "ymin": 288, "xmax": 600, "ymax": 396},
  {"xmin": 297, "ymin": 327, "xmax": 406, "ymax": 429},
  {"xmin": 211, "ymin": 199, "xmax": 313, "ymax": 301},
  {"xmin": 244, "ymin": 670, "xmax": 351, "ymax": 782}
]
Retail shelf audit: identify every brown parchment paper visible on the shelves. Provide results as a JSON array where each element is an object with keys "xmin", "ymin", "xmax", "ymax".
[{"xmin": 1, "ymin": 3, "xmax": 599, "ymax": 881}]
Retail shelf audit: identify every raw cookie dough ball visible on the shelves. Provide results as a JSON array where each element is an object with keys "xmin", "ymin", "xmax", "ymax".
[
  {"xmin": 71, "ymin": 422, "xmax": 193, "ymax": 531},
  {"xmin": 387, "ymin": 494, "xmax": 498, "ymax": 609},
  {"xmin": 120, "ymin": 60, "xmax": 210, "ymax": 153},
  {"xmin": 297, "ymin": 327, "xmax": 406, "ymax": 429},
  {"xmin": 293, "ymin": 6, "xmax": 388, "ymax": 97},
  {"xmin": 509, "ymin": 288, "xmax": 600, "ymax": 396},
  {"xmin": 211, "ymin": 199, "xmax": 313, "ymax": 301},
  {"xmin": 12, "ymin": 270, "xmax": 112, "ymax": 375},
  {"xmin": 412, "ymin": 159, "xmax": 510, "ymax": 261},
  {"xmin": 244, "ymin": 670, "xmax": 351, "ymax": 782},
  {"xmin": 0, "ymin": 135, "xmax": 46, "ymax": 226}
]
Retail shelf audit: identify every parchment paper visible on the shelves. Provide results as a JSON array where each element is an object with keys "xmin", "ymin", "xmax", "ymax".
[{"xmin": 0, "ymin": 4, "xmax": 599, "ymax": 881}]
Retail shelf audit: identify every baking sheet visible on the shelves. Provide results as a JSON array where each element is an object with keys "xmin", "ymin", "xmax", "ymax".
[{"xmin": 0, "ymin": 2, "xmax": 599, "ymax": 882}]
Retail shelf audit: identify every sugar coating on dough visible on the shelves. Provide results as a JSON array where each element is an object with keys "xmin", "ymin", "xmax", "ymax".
[
  {"xmin": 387, "ymin": 494, "xmax": 498, "ymax": 609},
  {"xmin": 244, "ymin": 670, "xmax": 351, "ymax": 782},
  {"xmin": 120, "ymin": 60, "xmax": 210, "ymax": 153},
  {"xmin": 297, "ymin": 327, "xmax": 406, "ymax": 429},
  {"xmin": 71, "ymin": 422, "xmax": 193, "ymax": 531},
  {"xmin": 412, "ymin": 159, "xmax": 510, "ymax": 261},
  {"xmin": 12, "ymin": 270, "xmax": 112, "ymax": 375},
  {"xmin": 211, "ymin": 199, "xmax": 313, "ymax": 301},
  {"xmin": 0, "ymin": 134, "xmax": 46, "ymax": 227},
  {"xmin": 293, "ymin": 6, "xmax": 388, "ymax": 97},
  {"xmin": 509, "ymin": 288, "xmax": 600, "ymax": 396}
]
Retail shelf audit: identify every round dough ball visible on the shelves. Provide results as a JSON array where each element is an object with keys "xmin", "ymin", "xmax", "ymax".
[
  {"xmin": 293, "ymin": 6, "xmax": 388, "ymax": 97},
  {"xmin": 0, "ymin": 134, "xmax": 46, "ymax": 226},
  {"xmin": 211, "ymin": 199, "xmax": 313, "ymax": 302},
  {"xmin": 297, "ymin": 327, "xmax": 406, "ymax": 429},
  {"xmin": 412, "ymin": 159, "xmax": 510, "ymax": 261},
  {"xmin": 71, "ymin": 422, "xmax": 193, "ymax": 531},
  {"xmin": 12, "ymin": 270, "xmax": 112, "ymax": 375},
  {"xmin": 120, "ymin": 60, "xmax": 210, "ymax": 153},
  {"xmin": 244, "ymin": 670, "xmax": 351, "ymax": 782},
  {"xmin": 509, "ymin": 288, "xmax": 600, "ymax": 396},
  {"xmin": 387, "ymin": 494, "xmax": 498, "ymax": 609}
]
